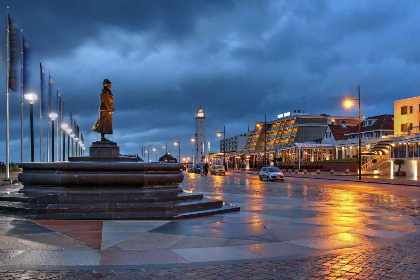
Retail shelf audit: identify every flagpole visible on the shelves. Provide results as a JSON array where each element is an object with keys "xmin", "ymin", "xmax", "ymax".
[
  {"xmin": 20, "ymin": 29, "xmax": 24, "ymax": 162},
  {"xmin": 39, "ymin": 62, "xmax": 42, "ymax": 162},
  {"xmin": 47, "ymin": 71, "xmax": 50, "ymax": 162},
  {"xmin": 56, "ymin": 90, "xmax": 59, "ymax": 161},
  {"xmin": 5, "ymin": 6, "xmax": 10, "ymax": 180}
]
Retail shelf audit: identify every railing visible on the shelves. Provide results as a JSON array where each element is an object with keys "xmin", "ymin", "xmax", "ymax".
[{"xmin": 361, "ymin": 154, "xmax": 388, "ymax": 172}]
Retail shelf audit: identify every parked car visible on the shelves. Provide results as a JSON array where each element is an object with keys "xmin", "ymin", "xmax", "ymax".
[
  {"xmin": 259, "ymin": 167, "xmax": 284, "ymax": 181},
  {"xmin": 194, "ymin": 165, "xmax": 201, "ymax": 174},
  {"xmin": 210, "ymin": 165, "xmax": 225, "ymax": 175},
  {"xmin": 187, "ymin": 165, "xmax": 195, "ymax": 173}
]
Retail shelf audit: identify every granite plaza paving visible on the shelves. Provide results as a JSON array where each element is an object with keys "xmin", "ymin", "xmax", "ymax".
[{"xmin": 0, "ymin": 172, "xmax": 418, "ymax": 279}]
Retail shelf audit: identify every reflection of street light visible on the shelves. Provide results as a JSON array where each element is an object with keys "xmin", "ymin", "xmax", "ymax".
[
  {"xmin": 24, "ymin": 93, "xmax": 38, "ymax": 162},
  {"xmin": 343, "ymin": 85, "xmax": 362, "ymax": 180},
  {"xmin": 217, "ymin": 126, "xmax": 226, "ymax": 170},
  {"xmin": 61, "ymin": 123, "xmax": 68, "ymax": 161},
  {"xmin": 48, "ymin": 112, "xmax": 58, "ymax": 162},
  {"xmin": 174, "ymin": 138, "xmax": 180, "ymax": 163}
]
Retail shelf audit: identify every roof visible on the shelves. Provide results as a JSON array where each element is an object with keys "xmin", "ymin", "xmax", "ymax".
[
  {"xmin": 346, "ymin": 114, "xmax": 394, "ymax": 135},
  {"xmin": 328, "ymin": 124, "xmax": 357, "ymax": 140}
]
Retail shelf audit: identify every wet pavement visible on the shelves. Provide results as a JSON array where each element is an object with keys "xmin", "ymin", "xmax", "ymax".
[{"xmin": 0, "ymin": 172, "xmax": 418, "ymax": 279}]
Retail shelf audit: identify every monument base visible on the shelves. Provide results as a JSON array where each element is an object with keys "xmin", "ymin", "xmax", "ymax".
[{"xmin": 0, "ymin": 140, "xmax": 240, "ymax": 220}]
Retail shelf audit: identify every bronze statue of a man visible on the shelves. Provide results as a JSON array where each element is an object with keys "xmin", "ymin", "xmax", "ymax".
[{"xmin": 92, "ymin": 79, "xmax": 114, "ymax": 141}]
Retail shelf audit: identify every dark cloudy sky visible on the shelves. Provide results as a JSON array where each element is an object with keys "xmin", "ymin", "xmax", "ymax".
[{"xmin": 1, "ymin": 0, "xmax": 420, "ymax": 162}]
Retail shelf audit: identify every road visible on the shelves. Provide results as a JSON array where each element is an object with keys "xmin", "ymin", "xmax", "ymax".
[{"xmin": 0, "ymin": 171, "xmax": 418, "ymax": 279}]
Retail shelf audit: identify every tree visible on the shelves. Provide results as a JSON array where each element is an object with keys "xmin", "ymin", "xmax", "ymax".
[{"xmin": 394, "ymin": 159, "xmax": 405, "ymax": 174}]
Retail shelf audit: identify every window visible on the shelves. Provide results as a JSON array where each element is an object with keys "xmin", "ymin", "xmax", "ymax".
[
  {"xmin": 401, "ymin": 106, "xmax": 407, "ymax": 115},
  {"xmin": 409, "ymin": 105, "xmax": 413, "ymax": 114},
  {"xmin": 401, "ymin": 123, "xmax": 408, "ymax": 132}
]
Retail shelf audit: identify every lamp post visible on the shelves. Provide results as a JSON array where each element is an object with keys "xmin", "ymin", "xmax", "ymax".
[
  {"xmin": 152, "ymin": 147, "xmax": 157, "ymax": 162},
  {"xmin": 24, "ymin": 93, "xmax": 38, "ymax": 162},
  {"xmin": 343, "ymin": 85, "xmax": 362, "ymax": 180},
  {"xmin": 145, "ymin": 148, "xmax": 149, "ymax": 162},
  {"xmin": 217, "ymin": 126, "xmax": 226, "ymax": 170},
  {"xmin": 70, "ymin": 133, "xmax": 75, "ymax": 157},
  {"xmin": 74, "ymin": 137, "xmax": 79, "ymax": 157},
  {"xmin": 191, "ymin": 136, "xmax": 197, "ymax": 164},
  {"xmin": 66, "ymin": 128, "xmax": 72, "ymax": 160},
  {"xmin": 61, "ymin": 123, "xmax": 68, "ymax": 161},
  {"xmin": 48, "ymin": 112, "xmax": 58, "ymax": 162},
  {"xmin": 174, "ymin": 139, "xmax": 180, "ymax": 163}
]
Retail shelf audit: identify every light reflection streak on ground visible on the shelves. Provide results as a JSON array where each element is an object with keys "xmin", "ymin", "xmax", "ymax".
[{"xmin": 181, "ymin": 172, "xmax": 419, "ymax": 218}]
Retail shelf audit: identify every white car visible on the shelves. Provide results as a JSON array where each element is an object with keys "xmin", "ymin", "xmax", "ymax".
[{"xmin": 259, "ymin": 167, "xmax": 284, "ymax": 181}]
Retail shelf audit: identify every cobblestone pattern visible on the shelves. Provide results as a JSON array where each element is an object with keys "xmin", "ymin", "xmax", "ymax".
[{"xmin": 0, "ymin": 239, "xmax": 418, "ymax": 280}]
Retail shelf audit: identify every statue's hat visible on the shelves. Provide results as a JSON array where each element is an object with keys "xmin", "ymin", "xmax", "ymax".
[{"xmin": 103, "ymin": 79, "xmax": 112, "ymax": 85}]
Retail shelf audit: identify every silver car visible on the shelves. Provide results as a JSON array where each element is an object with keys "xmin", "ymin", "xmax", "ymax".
[{"xmin": 259, "ymin": 167, "xmax": 284, "ymax": 181}]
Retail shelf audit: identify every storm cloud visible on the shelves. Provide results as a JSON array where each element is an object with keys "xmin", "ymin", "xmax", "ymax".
[{"xmin": 1, "ymin": 0, "xmax": 419, "ymax": 162}]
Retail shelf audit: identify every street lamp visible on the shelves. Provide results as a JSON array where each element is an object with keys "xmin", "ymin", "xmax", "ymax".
[
  {"xmin": 174, "ymin": 138, "xmax": 180, "ymax": 163},
  {"xmin": 74, "ymin": 137, "xmax": 79, "ymax": 157},
  {"xmin": 343, "ymin": 85, "xmax": 362, "ymax": 180},
  {"xmin": 217, "ymin": 126, "xmax": 226, "ymax": 170},
  {"xmin": 61, "ymin": 123, "xmax": 68, "ymax": 161},
  {"xmin": 191, "ymin": 136, "xmax": 197, "ymax": 164},
  {"xmin": 66, "ymin": 128, "xmax": 72, "ymax": 159},
  {"xmin": 152, "ymin": 147, "xmax": 157, "ymax": 162},
  {"xmin": 48, "ymin": 112, "xmax": 58, "ymax": 162},
  {"xmin": 24, "ymin": 93, "xmax": 38, "ymax": 162}
]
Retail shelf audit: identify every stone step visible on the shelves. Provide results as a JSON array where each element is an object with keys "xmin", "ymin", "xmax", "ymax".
[
  {"xmin": 0, "ymin": 199, "xmax": 224, "ymax": 215},
  {"xmin": 43, "ymin": 199, "xmax": 222, "ymax": 214},
  {"xmin": 0, "ymin": 192, "xmax": 203, "ymax": 204},
  {"xmin": 28, "ymin": 204, "xmax": 240, "ymax": 220}
]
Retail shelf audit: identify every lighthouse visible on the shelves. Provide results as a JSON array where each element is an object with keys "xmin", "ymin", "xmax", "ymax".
[{"xmin": 194, "ymin": 108, "xmax": 206, "ymax": 165}]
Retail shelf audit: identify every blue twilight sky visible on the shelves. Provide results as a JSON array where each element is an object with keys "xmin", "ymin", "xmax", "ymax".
[{"xmin": 0, "ymin": 0, "xmax": 420, "ymax": 162}]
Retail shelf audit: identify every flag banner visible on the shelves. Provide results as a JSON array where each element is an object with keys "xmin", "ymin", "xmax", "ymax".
[
  {"xmin": 48, "ymin": 72, "xmax": 53, "ymax": 112},
  {"xmin": 40, "ymin": 63, "xmax": 45, "ymax": 113},
  {"xmin": 22, "ymin": 36, "xmax": 30, "ymax": 97},
  {"xmin": 81, "ymin": 133, "xmax": 84, "ymax": 143},
  {"xmin": 77, "ymin": 124, "xmax": 80, "ymax": 138},
  {"xmin": 8, "ymin": 14, "xmax": 18, "ymax": 91},
  {"xmin": 74, "ymin": 120, "xmax": 77, "ymax": 134}
]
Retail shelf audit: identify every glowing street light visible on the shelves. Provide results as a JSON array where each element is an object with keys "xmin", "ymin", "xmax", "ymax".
[
  {"xmin": 61, "ymin": 123, "xmax": 68, "ymax": 161},
  {"xmin": 152, "ymin": 147, "xmax": 157, "ymax": 161},
  {"xmin": 48, "ymin": 112, "xmax": 58, "ymax": 162},
  {"xmin": 343, "ymin": 85, "xmax": 362, "ymax": 180},
  {"xmin": 24, "ymin": 93, "xmax": 38, "ymax": 162},
  {"xmin": 174, "ymin": 139, "xmax": 180, "ymax": 162},
  {"xmin": 217, "ymin": 126, "xmax": 226, "ymax": 170}
]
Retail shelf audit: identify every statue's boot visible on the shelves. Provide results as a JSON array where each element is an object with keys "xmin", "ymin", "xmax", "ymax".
[{"xmin": 101, "ymin": 133, "xmax": 109, "ymax": 141}]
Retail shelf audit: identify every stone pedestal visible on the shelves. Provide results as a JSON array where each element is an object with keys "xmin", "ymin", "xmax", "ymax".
[
  {"xmin": 90, "ymin": 141, "xmax": 120, "ymax": 157},
  {"xmin": 0, "ymin": 140, "xmax": 240, "ymax": 220}
]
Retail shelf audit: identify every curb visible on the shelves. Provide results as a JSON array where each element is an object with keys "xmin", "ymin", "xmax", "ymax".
[
  {"xmin": 0, "ymin": 179, "xmax": 19, "ymax": 187},
  {"xmin": 230, "ymin": 171, "xmax": 419, "ymax": 187}
]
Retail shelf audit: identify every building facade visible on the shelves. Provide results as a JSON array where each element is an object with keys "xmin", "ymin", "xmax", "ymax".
[
  {"xmin": 394, "ymin": 96, "xmax": 420, "ymax": 136},
  {"xmin": 194, "ymin": 108, "xmax": 206, "ymax": 164},
  {"xmin": 220, "ymin": 134, "xmax": 248, "ymax": 153},
  {"xmin": 243, "ymin": 111, "xmax": 359, "ymax": 168}
]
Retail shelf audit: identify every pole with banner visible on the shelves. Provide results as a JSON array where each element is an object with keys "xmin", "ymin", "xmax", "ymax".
[{"xmin": 5, "ymin": 8, "xmax": 18, "ymax": 180}]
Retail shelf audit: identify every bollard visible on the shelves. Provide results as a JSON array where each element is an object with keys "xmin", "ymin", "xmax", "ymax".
[{"xmin": 316, "ymin": 169, "xmax": 321, "ymax": 174}]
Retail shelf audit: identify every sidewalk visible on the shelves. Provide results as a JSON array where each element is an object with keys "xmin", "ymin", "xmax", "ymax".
[{"xmin": 230, "ymin": 169, "xmax": 420, "ymax": 187}]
